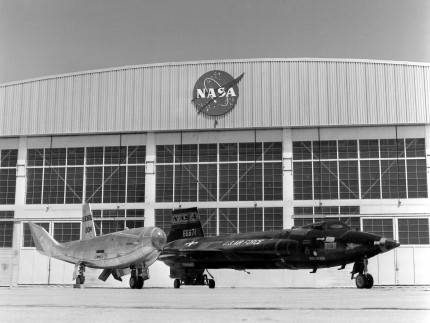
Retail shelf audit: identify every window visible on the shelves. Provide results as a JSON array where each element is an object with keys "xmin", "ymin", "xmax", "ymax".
[
  {"xmin": 338, "ymin": 217, "xmax": 360, "ymax": 231},
  {"xmin": 0, "ymin": 211, "xmax": 14, "ymax": 247},
  {"xmin": 313, "ymin": 141, "xmax": 337, "ymax": 160},
  {"xmin": 199, "ymin": 208, "xmax": 217, "ymax": 236},
  {"xmin": 92, "ymin": 209, "xmax": 144, "ymax": 235},
  {"xmin": 154, "ymin": 209, "xmax": 172, "ymax": 234},
  {"xmin": 264, "ymin": 162, "xmax": 283, "ymax": 200},
  {"xmin": 293, "ymin": 207, "xmax": 313, "ymax": 215},
  {"xmin": 156, "ymin": 142, "xmax": 282, "ymax": 202},
  {"xmin": 264, "ymin": 207, "xmax": 283, "ymax": 231},
  {"xmin": 23, "ymin": 222, "xmax": 50, "ymax": 247},
  {"xmin": 314, "ymin": 161, "xmax": 338, "ymax": 200},
  {"xmin": 293, "ymin": 138, "xmax": 427, "ymax": 200},
  {"xmin": 53, "ymin": 222, "xmax": 80, "ymax": 243},
  {"xmin": 219, "ymin": 208, "xmax": 238, "ymax": 235},
  {"xmin": 398, "ymin": 218, "xmax": 429, "ymax": 245},
  {"xmin": 360, "ymin": 160, "xmax": 380, "ymax": 199},
  {"xmin": 239, "ymin": 208, "xmax": 263, "ymax": 234},
  {"xmin": 362, "ymin": 218, "xmax": 394, "ymax": 239},
  {"xmin": 293, "ymin": 162, "xmax": 313, "ymax": 200},
  {"xmin": 0, "ymin": 149, "xmax": 18, "ymax": 205},
  {"xmin": 359, "ymin": 140, "xmax": 379, "ymax": 159},
  {"xmin": 407, "ymin": 159, "xmax": 427, "ymax": 198},
  {"xmin": 199, "ymin": 164, "xmax": 217, "ymax": 202},
  {"xmin": 338, "ymin": 161, "xmax": 359, "ymax": 199},
  {"xmin": 293, "ymin": 218, "xmax": 314, "ymax": 227},
  {"xmin": 26, "ymin": 145, "xmax": 146, "ymax": 204},
  {"xmin": 338, "ymin": 140, "xmax": 357, "ymax": 159},
  {"xmin": 293, "ymin": 141, "xmax": 312, "ymax": 160},
  {"xmin": 315, "ymin": 206, "xmax": 339, "ymax": 215},
  {"xmin": 294, "ymin": 206, "xmax": 360, "ymax": 216},
  {"xmin": 381, "ymin": 160, "xmax": 406, "ymax": 199},
  {"xmin": 125, "ymin": 209, "xmax": 145, "ymax": 229}
]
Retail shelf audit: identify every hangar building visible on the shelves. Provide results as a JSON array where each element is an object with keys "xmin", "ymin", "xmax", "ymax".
[{"xmin": 0, "ymin": 58, "xmax": 429, "ymax": 287}]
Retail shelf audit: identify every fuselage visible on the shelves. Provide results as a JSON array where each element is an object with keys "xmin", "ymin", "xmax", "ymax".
[
  {"xmin": 160, "ymin": 221, "xmax": 399, "ymax": 271},
  {"xmin": 52, "ymin": 226, "xmax": 165, "ymax": 269}
]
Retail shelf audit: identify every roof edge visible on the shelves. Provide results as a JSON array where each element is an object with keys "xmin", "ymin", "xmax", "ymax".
[{"xmin": 2, "ymin": 57, "xmax": 430, "ymax": 88}]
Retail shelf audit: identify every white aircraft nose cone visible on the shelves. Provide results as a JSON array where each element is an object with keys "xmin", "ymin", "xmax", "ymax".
[{"xmin": 151, "ymin": 227, "xmax": 167, "ymax": 249}]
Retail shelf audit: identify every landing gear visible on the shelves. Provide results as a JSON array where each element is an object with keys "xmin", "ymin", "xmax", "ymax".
[
  {"xmin": 173, "ymin": 270, "xmax": 215, "ymax": 289},
  {"xmin": 174, "ymin": 279, "xmax": 181, "ymax": 289},
  {"xmin": 351, "ymin": 256, "xmax": 374, "ymax": 289},
  {"xmin": 75, "ymin": 263, "xmax": 86, "ymax": 285},
  {"xmin": 129, "ymin": 266, "xmax": 149, "ymax": 289}
]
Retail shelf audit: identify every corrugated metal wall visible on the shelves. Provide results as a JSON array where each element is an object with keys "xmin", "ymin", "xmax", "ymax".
[{"xmin": 0, "ymin": 59, "xmax": 429, "ymax": 136}]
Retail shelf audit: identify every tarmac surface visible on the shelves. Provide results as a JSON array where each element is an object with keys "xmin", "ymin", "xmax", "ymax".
[{"xmin": 1, "ymin": 286, "xmax": 429, "ymax": 323}]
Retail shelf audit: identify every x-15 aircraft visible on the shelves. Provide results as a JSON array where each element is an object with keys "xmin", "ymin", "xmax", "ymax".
[
  {"xmin": 159, "ymin": 207, "xmax": 400, "ymax": 289},
  {"xmin": 28, "ymin": 204, "xmax": 166, "ymax": 289}
]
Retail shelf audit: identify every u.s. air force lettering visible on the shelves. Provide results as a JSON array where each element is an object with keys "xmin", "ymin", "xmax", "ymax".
[{"xmin": 192, "ymin": 70, "xmax": 244, "ymax": 116}]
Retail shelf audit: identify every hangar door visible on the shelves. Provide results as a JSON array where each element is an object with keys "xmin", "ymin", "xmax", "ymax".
[{"xmin": 18, "ymin": 221, "xmax": 77, "ymax": 285}]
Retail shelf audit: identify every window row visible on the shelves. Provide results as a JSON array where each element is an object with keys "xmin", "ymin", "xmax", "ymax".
[
  {"xmin": 294, "ymin": 159, "xmax": 427, "ymax": 200},
  {"xmin": 293, "ymin": 217, "xmax": 429, "ymax": 245},
  {"xmin": 0, "ymin": 150, "xmax": 18, "ymax": 205},
  {"xmin": 27, "ymin": 146, "xmax": 146, "ymax": 167},
  {"xmin": 156, "ymin": 162, "xmax": 282, "ymax": 202},
  {"xmin": 26, "ymin": 165, "xmax": 145, "ymax": 204},
  {"xmin": 155, "ymin": 207, "xmax": 284, "ymax": 237},
  {"xmin": 294, "ymin": 206, "xmax": 360, "ymax": 215},
  {"xmin": 156, "ymin": 142, "xmax": 282, "ymax": 164},
  {"xmin": 0, "ymin": 211, "xmax": 14, "ymax": 247},
  {"xmin": 293, "ymin": 138, "xmax": 425, "ymax": 160},
  {"xmin": 92, "ymin": 209, "xmax": 145, "ymax": 235}
]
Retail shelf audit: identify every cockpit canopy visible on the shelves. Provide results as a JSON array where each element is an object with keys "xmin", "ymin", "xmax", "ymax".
[{"xmin": 295, "ymin": 221, "xmax": 351, "ymax": 231}]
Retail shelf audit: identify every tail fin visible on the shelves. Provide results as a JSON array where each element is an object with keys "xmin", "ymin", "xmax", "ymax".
[
  {"xmin": 167, "ymin": 207, "xmax": 204, "ymax": 243},
  {"xmin": 82, "ymin": 203, "xmax": 96, "ymax": 240},
  {"xmin": 28, "ymin": 222, "xmax": 59, "ymax": 257}
]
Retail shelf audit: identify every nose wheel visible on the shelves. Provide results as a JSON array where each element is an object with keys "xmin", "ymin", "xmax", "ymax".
[
  {"xmin": 351, "ymin": 256, "xmax": 374, "ymax": 289},
  {"xmin": 129, "ymin": 266, "xmax": 149, "ymax": 289},
  {"xmin": 355, "ymin": 273, "xmax": 374, "ymax": 289}
]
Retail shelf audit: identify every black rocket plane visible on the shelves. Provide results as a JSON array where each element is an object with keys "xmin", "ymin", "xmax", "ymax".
[{"xmin": 159, "ymin": 207, "xmax": 400, "ymax": 289}]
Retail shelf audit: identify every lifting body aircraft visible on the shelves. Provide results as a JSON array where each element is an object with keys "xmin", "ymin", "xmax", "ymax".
[
  {"xmin": 28, "ymin": 204, "xmax": 166, "ymax": 289},
  {"xmin": 159, "ymin": 207, "xmax": 400, "ymax": 289}
]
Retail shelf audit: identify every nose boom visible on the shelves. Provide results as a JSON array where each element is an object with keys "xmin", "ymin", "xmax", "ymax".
[{"xmin": 374, "ymin": 238, "xmax": 400, "ymax": 253}]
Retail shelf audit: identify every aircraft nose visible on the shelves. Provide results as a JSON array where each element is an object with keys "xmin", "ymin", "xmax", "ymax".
[
  {"xmin": 374, "ymin": 237, "xmax": 400, "ymax": 253},
  {"xmin": 151, "ymin": 227, "xmax": 167, "ymax": 250}
]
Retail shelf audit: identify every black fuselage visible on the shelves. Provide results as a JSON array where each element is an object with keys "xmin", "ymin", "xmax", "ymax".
[{"xmin": 160, "ymin": 221, "xmax": 397, "ymax": 272}]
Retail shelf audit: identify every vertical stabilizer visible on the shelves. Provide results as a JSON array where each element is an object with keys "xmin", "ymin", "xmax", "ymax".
[
  {"xmin": 28, "ymin": 222, "xmax": 59, "ymax": 257},
  {"xmin": 167, "ymin": 207, "xmax": 204, "ymax": 243},
  {"xmin": 82, "ymin": 203, "xmax": 96, "ymax": 240}
]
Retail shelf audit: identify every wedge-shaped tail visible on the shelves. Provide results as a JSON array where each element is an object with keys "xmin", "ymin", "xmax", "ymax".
[
  {"xmin": 167, "ymin": 207, "xmax": 204, "ymax": 243},
  {"xmin": 28, "ymin": 222, "xmax": 59, "ymax": 257}
]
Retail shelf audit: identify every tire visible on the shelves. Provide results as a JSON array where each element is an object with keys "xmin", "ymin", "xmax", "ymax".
[
  {"xmin": 208, "ymin": 279, "xmax": 215, "ymax": 289},
  {"xmin": 365, "ymin": 274, "xmax": 374, "ymax": 289},
  {"xmin": 76, "ymin": 275, "xmax": 85, "ymax": 285},
  {"xmin": 355, "ymin": 274, "xmax": 366, "ymax": 289},
  {"xmin": 129, "ymin": 276, "xmax": 137, "ymax": 289},
  {"xmin": 174, "ymin": 279, "xmax": 181, "ymax": 289},
  {"xmin": 137, "ymin": 276, "xmax": 144, "ymax": 289}
]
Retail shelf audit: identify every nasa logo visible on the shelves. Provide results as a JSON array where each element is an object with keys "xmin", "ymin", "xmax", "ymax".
[{"xmin": 192, "ymin": 70, "xmax": 244, "ymax": 116}]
